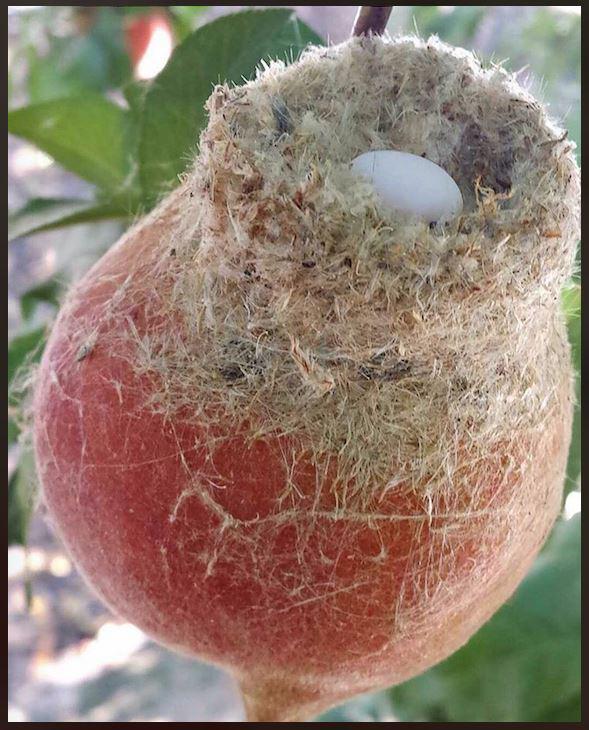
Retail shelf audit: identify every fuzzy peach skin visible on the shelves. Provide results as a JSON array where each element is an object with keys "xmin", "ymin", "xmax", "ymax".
[{"xmin": 33, "ymin": 190, "xmax": 571, "ymax": 721}]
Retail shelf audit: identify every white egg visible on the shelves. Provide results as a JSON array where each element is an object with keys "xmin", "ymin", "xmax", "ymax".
[{"xmin": 351, "ymin": 150, "xmax": 463, "ymax": 224}]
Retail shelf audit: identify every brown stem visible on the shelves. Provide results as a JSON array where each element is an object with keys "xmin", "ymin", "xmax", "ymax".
[
  {"xmin": 238, "ymin": 675, "xmax": 338, "ymax": 723},
  {"xmin": 352, "ymin": 6, "xmax": 393, "ymax": 37},
  {"xmin": 243, "ymin": 697, "xmax": 313, "ymax": 723}
]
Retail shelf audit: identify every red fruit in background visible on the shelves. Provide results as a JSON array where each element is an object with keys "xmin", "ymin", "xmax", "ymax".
[{"xmin": 124, "ymin": 10, "xmax": 173, "ymax": 77}]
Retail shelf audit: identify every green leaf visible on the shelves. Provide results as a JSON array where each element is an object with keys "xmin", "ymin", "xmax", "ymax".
[
  {"xmin": 8, "ymin": 326, "xmax": 46, "ymax": 386},
  {"xmin": 8, "ymin": 96, "xmax": 136, "ymax": 193},
  {"xmin": 562, "ymin": 284, "xmax": 581, "ymax": 494},
  {"xmin": 139, "ymin": 9, "xmax": 324, "ymax": 205},
  {"xmin": 20, "ymin": 278, "xmax": 62, "ymax": 321},
  {"xmin": 121, "ymin": 80, "xmax": 150, "ymax": 188},
  {"xmin": 537, "ymin": 694, "xmax": 581, "ymax": 723},
  {"xmin": 8, "ymin": 197, "xmax": 131, "ymax": 241},
  {"xmin": 8, "ymin": 418, "xmax": 20, "ymax": 444},
  {"xmin": 390, "ymin": 515, "xmax": 581, "ymax": 722},
  {"xmin": 26, "ymin": 8, "xmax": 132, "ymax": 104},
  {"xmin": 123, "ymin": 79, "xmax": 150, "ymax": 119},
  {"xmin": 8, "ymin": 327, "xmax": 46, "ymax": 445},
  {"xmin": 168, "ymin": 6, "xmax": 209, "ymax": 41},
  {"xmin": 8, "ymin": 451, "xmax": 38, "ymax": 547}
]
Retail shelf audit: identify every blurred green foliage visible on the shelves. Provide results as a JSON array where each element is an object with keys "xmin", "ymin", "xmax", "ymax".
[
  {"xmin": 319, "ymin": 515, "xmax": 581, "ymax": 723},
  {"xmin": 8, "ymin": 96, "xmax": 137, "ymax": 194},
  {"xmin": 411, "ymin": 5, "xmax": 487, "ymax": 46},
  {"xmin": 563, "ymin": 284, "xmax": 581, "ymax": 494},
  {"xmin": 12, "ymin": 8, "xmax": 131, "ymax": 104},
  {"xmin": 388, "ymin": 514, "xmax": 581, "ymax": 722},
  {"xmin": 7, "ymin": 5, "xmax": 324, "ymax": 546},
  {"xmin": 137, "ymin": 10, "xmax": 322, "ymax": 206},
  {"xmin": 8, "ymin": 9, "xmax": 322, "ymax": 236},
  {"xmin": 7, "ymin": 6, "xmax": 581, "ymax": 724}
]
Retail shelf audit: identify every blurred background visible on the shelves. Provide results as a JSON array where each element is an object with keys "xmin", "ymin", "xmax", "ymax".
[{"xmin": 8, "ymin": 6, "xmax": 581, "ymax": 723}]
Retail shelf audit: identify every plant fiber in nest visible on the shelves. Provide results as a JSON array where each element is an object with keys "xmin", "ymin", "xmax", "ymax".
[
  {"xmin": 151, "ymin": 34, "xmax": 579, "ymax": 531},
  {"xmin": 33, "ymin": 34, "xmax": 580, "ymax": 708}
]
